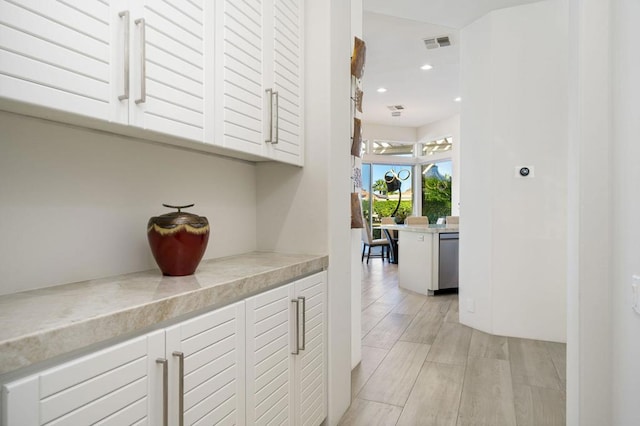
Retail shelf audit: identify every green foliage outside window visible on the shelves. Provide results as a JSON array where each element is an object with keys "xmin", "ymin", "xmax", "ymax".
[
  {"xmin": 422, "ymin": 176, "xmax": 452, "ymax": 223},
  {"xmin": 362, "ymin": 200, "xmax": 413, "ymax": 223},
  {"xmin": 362, "ymin": 199, "xmax": 413, "ymax": 238},
  {"xmin": 372, "ymin": 179, "xmax": 387, "ymax": 195},
  {"xmin": 373, "ymin": 200, "xmax": 412, "ymax": 221}
]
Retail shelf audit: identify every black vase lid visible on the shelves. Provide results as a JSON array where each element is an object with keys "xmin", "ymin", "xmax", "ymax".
[{"xmin": 148, "ymin": 204, "xmax": 208, "ymax": 229}]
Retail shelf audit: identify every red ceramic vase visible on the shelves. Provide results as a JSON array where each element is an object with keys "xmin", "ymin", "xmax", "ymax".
[{"xmin": 147, "ymin": 204, "xmax": 209, "ymax": 276}]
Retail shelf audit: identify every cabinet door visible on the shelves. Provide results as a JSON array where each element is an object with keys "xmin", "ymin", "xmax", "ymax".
[
  {"xmin": 294, "ymin": 271, "xmax": 327, "ymax": 426},
  {"xmin": 214, "ymin": 0, "xmax": 265, "ymax": 156},
  {"xmin": 0, "ymin": 0, "xmax": 115, "ymax": 121},
  {"xmin": 1, "ymin": 331, "xmax": 165, "ymax": 426},
  {"xmin": 267, "ymin": 0, "xmax": 304, "ymax": 165},
  {"xmin": 129, "ymin": 0, "xmax": 205, "ymax": 141},
  {"xmin": 245, "ymin": 283, "xmax": 295, "ymax": 425},
  {"xmin": 165, "ymin": 301, "xmax": 246, "ymax": 426}
]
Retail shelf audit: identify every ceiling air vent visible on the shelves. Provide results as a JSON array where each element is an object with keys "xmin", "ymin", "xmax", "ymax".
[
  {"xmin": 423, "ymin": 35, "xmax": 452, "ymax": 49},
  {"xmin": 386, "ymin": 105, "xmax": 405, "ymax": 111}
]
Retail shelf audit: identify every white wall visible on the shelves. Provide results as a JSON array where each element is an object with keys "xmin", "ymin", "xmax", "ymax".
[
  {"xmin": 459, "ymin": 15, "xmax": 494, "ymax": 334},
  {"xmin": 459, "ymin": 0, "xmax": 568, "ymax": 342},
  {"xmin": 0, "ymin": 112, "xmax": 257, "ymax": 296},
  {"xmin": 610, "ymin": 0, "xmax": 640, "ymax": 424},
  {"xmin": 417, "ymin": 115, "xmax": 460, "ymax": 215},
  {"xmin": 362, "ymin": 122, "xmax": 416, "ymax": 143},
  {"xmin": 351, "ymin": 0, "xmax": 363, "ymax": 370},
  {"xmin": 566, "ymin": 0, "xmax": 612, "ymax": 423},
  {"xmin": 256, "ymin": 0, "xmax": 353, "ymax": 423}
]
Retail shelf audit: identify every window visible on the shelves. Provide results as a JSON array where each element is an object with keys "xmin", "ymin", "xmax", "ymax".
[
  {"xmin": 362, "ymin": 163, "xmax": 413, "ymax": 238},
  {"xmin": 371, "ymin": 140, "xmax": 414, "ymax": 157},
  {"xmin": 421, "ymin": 161, "xmax": 452, "ymax": 223},
  {"xmin": 362, "ymin": 137, "xmax": 454, "ymax": 231},
  {"xmin": 420, "ymin": 137, "xmax": 452, "ymax": 156}
]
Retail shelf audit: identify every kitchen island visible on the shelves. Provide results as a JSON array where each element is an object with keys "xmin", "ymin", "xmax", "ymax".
[{"xmin": 380, "ymin": 224, "xmax": 459, "ymax": 295}]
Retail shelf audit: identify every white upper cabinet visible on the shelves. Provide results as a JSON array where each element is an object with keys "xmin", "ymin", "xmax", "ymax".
[
  {"xmin": 215, "ymin": 0, "xmax": 304, "ymax": 165},
  {"xmin": 267, "ymin": 0, "xmax": 304, "ymax": 165},
  {"xmin": 0, "ymin": 0, "xmax": 208, "ymax": 142},
  {"xmin": 0, "ymin": 0, "xmax": 113, "ymax": 120},
  {"xmin": 0, "ymin": 0, "xmax": 303, "ymax": 165},
  {"xmin": 116, "ymin": 0, "xmax": 207, "ymax": 141},
  {"xmin": 214, "ymin": 0, "xmax": 265, "ymax": 157}
]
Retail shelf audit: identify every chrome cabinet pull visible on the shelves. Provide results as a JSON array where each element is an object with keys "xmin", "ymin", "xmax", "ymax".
[
  {"xmin": 298, "ymin": 296, "xmax": 306, "ymax": 350},
  {"xmin": 172, "ymin": 351, "xmax": 185, "ymax": 426},
  {"xmin": 291, "ymin": 299, "xmax": 300, "ymax": 354},
  {"xmin": 156, "ymin": 358, "xmax": 168, "ymax": 426},
  {"xmin": 273, "ymin": 91, "xmax": 279, "ymax": 144},
  {"xmin": 118, "ymin": 11, "xmax": 130, "ymax": 101},
  {"xmin": 265, "ymin": 88, "xmax": 274, "ymax": 143},
  {"xmin": 135, "ymin": 18, "xmax": 146, "ymax": 104}
]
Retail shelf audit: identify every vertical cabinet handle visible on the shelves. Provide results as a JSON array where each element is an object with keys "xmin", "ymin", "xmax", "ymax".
[
  {"xmin": 291, "ymin": 297, "xmax": 306, "ymax": 354},
  {"xmin": 273, "ymin": 91, "xmax": 279, "ymax": 144},
  {"xmin": 291, "ymin": 299, "xmax": 300, "ymax": 354},
  {"xmin": 265, "ymin": 88, "xmax": 274, "ymax": 143},
  {"xmin": 298, "ymin": 296, "xmax": 306, "ymax": 350},
  {"xmin": 172, "ymin": 351, "xmax": 185, "ymax": 426},
  {"xmin": 118, "ymin": 11, "xmax": 130, "ymax": 101},
  {"xmin": 156, "ymin": 358, "xmax": 168, "ymax": 426},
  {"xmin": 135, "ymin": 18, "xmax": 146, "ymax": 104}
]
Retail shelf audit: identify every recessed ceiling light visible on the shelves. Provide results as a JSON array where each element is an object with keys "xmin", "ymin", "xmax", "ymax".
[
  {"xmin": 420, "ymin": 64, "xmax": 433, "ymax": 70},
  {"xmin": 377, "ymin": 87, "xmax": 387, "ymax": 93},
  {"xmin": 454, "ymin": 97, "xmax": 462, "ymax": 102}
]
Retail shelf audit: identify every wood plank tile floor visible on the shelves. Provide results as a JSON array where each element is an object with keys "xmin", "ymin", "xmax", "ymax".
[{"xmin": 340, "ymin": 261, "xmax": 566, "ymax": 426}]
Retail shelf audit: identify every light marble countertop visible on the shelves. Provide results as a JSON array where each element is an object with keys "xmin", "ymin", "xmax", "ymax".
[
  {"xmin": 0, "ymin": 251, "xmax": 328, "ymax": 376},
  {"xmin": 380, "ymin": 224, "xmax": 459, "ymax": 234}
]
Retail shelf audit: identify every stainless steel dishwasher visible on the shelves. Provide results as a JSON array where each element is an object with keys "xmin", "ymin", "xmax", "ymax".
[{"xmin": 438, "ymin": 232, "xmax": 459, "ymax": 289}]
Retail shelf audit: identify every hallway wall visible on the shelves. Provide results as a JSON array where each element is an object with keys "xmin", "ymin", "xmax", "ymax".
[
  {"xmin": 610, "ymin": 0, "xmax": 640, "ymax": 423},
  {"xmin": 459, "ymin": 0, "xmax": 569, "ymax": 342}
]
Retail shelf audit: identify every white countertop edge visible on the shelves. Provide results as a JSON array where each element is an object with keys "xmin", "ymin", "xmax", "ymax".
[
  {"xmin": 0, "ymin": 251, "xmax": 328, "ymax": 376},
  {"xmin": 380, "ymin": 224, "xmax": 459, "ymax": 234}
]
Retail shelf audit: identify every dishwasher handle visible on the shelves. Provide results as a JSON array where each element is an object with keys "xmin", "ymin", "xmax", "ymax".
[{"xmin": 439, "ymin": 233, "xmax": 459, "ymax": 240}]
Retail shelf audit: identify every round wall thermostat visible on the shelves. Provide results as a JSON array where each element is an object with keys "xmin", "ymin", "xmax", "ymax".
[{"xmin": 519, "ymin": 167, "xmax": 530, "ymax": 177}]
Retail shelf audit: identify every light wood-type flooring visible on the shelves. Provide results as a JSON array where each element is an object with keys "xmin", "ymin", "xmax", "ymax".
[{"xmin": 339, "ymin": 260, "xmax": 566, "ymax": 426}]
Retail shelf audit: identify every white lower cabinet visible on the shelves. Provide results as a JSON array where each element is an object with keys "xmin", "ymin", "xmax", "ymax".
[
  {"xmin": 2, "ymin": 330, "xmax": 166, "ymax": 425},
  {"xmin": 245, "ymin": 271, "xmax": 327, "ymax": 426},
  {"xmin": 1, "ymin": 272, "xmax": 327, "ymax": 426},
  {"xmin": 2, "ymin": 302, "xmax": 245, "ymax": 426},
  {"xmin": 246, "ymin": 283, "xmax": 295, "ymax": 425},
  {"xmin": 293, "ymin": 273, "xmax": 327, "ymax": 426},
  {"xmin": 165, "ymin": 302, "xmax": 246, "ymax": 426}
]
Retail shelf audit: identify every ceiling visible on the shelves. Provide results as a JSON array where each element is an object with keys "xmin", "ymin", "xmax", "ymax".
[{"xmin": 361, "ymin": 0, "xmax": 542, "ymax": 128}]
